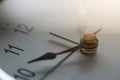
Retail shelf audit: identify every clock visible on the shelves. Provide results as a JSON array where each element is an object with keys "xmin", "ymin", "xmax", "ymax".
[{"xmin": 0, "ymin": 0, "xmax": 120, "ymax": 80}]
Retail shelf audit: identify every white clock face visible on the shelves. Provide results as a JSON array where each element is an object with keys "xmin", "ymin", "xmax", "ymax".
[{"xmin": 0, "ymin": 0, "xmax": 120, "ymax": 80}]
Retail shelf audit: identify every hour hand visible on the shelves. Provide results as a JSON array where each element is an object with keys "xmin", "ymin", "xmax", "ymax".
[
  {"xmin": 27, "ymin": 45, "xmax": 80, "ymax": 64},
  {"xmin": 27, "ymin": 52, "xmax": 56, "ymax": 63}
]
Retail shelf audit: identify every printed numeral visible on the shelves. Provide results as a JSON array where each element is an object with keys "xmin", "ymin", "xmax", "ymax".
[
  {"xmin": 14, "ymin": 68, "xmax": 35, "ymax": 80},
  {"xmin": 4, "ymin": 45, "xmax": 24, "ymax": 55},
  {"xmin": 14, "ymin": 74, "xmax": 29, "ymax": 80},
  {"xmin": 14, "ymin": 24, "xmax": 34, "ymax": 35}
]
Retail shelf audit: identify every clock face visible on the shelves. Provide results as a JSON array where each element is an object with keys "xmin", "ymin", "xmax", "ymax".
[{"xmin": 0, "ymin": 0, "xmax": 120, "ymax": 80}]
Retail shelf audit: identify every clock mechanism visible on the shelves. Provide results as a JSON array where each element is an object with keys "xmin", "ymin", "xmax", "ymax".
[{"xmin": 27, "ymin": 28, "xmax": 102, "ymax": 80}]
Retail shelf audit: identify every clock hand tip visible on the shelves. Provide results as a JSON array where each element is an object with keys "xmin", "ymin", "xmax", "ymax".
[
  {"xmin": 94, "ymin": 27, "xmax": 103, "ymax": 34},
  {"xmin": 27, "ymin": 61, "xmax": 34, "ymax": 64},
  {"xmin": 27, "ymin": 59, "xmax": 38, "ymax": 64},
  {"xmin": 27, "ymin": 52, "xmax": 57, "ymax": 64}
]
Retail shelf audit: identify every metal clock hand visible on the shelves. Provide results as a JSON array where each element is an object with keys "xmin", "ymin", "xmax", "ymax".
[
  {"xmin": 49, "ymin": 32, "xmax": 79, "ymax": 45},
  {"xmin": 94, "ymin": 27, "xmax": 103, "ymax": 34},
  {"xmin": 27, "ymin": 44, "xmax": 82, "ymax": 63},
  {"xmin": 40, "ymin": 49, "xmax": 77, "ymax": 80}
]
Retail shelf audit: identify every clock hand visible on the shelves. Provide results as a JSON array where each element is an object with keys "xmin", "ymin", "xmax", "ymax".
[
  {"xmin": 94, "ymin": 27, "xmax": 103, "ymax": 34},
  {"xmin": 49, "ymin": 32, "xmax": 79, "ymax": 45},
  {"xmin": 40, "ymin": 49, "xmax": 77, "ymax": 80},
  {"xmin": 27, "ymin": 44, "xmax": 82, "ymax": 64}
]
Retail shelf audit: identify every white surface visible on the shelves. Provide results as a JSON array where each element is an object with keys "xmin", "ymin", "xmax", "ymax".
[{"xmin": 0, "ymin": 68, "xmax": 15, "ymax": 80}]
